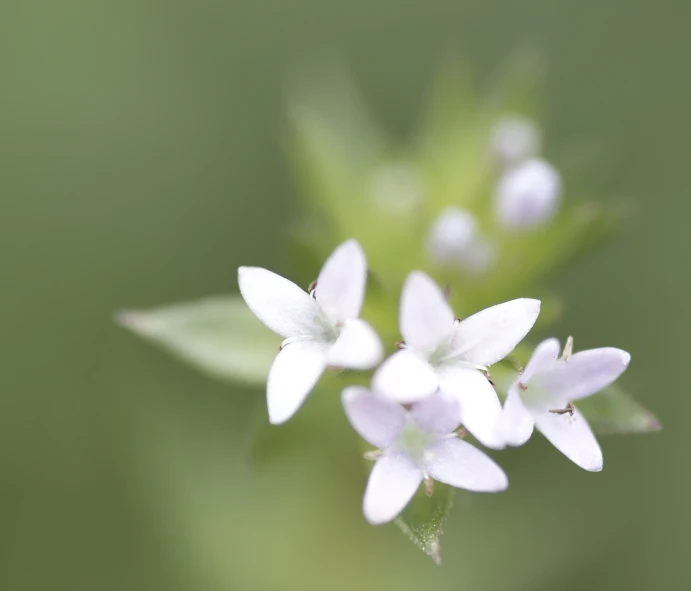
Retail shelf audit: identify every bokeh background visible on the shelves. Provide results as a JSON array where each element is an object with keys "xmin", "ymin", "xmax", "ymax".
[{"xmin": 2, "ymin": 1, "xmax": 689, "ymax": 589}]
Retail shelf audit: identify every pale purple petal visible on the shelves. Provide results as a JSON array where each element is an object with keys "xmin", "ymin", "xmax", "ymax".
[
  {"xmin": 501, "ymin": 386, "xmax": 534, "ymax": 447},
  {"xmin": 342, "ymin": 387, "xmax": 406, "ymax": 449},
  {"xmin": 400, "ymin": 271, "xmax": 455, "ymax": 350},
  {"xmin": 363, "ymin": 452, "xmax": 423, "ymax": 525},
  {"xmin": 451, "ymin": 299, "xmax": 541, "ymax": 367},
  {"xmin": 372, "ymin": 350, "xmax": 439, "ymax": 403},
  {"xmin": 315, "ymin": 239, "xmax": 367, "ymax": 321},
  {"xmin": 532, "ymin": 404, "xmax": 602, "ymax": 472},
  {"xmin": 521, "ymin": 337, "xmax": 561, "ymax": 383},
  {"xmin": 266, "ymin": 340, "xmax": 327, "ymax": 424},
  {"xmin": 425, "ymin": 438, "xmax": 508, "ymax": 492},
  {"xmin": 238, "ymin": 267, "xmax": 320, "ymax": 338},
  {"xmin": 327, "ymin": 319, "xmax": 383, "ymax": 370},
  {"xmin": 533, "ymin": 348, "xmax": 631, "ymax": 401},
  {"xmin": 438, "ymin": 365, "xmax": 504, "ymax": 449},
  {"xmin": 411, "ymin": 393, "xmax": 461, "ymax": 434}
]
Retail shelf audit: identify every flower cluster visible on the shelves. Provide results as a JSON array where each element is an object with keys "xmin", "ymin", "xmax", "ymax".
[{"xmin": 239, "ymin": 239, "xmax": 631, "ymax": 525}]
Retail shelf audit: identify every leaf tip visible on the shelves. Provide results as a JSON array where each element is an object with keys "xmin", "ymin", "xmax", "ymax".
[{"xmin": 114, "ymin": 309, "xmax": 156, "ymax": 336}]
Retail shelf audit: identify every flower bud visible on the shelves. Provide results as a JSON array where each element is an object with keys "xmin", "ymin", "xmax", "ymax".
[
  {"xmin": 427, "ymin": 208, "xmax": 495, "ymax": 273},
  {"xmin": 427, "ymin": 207, "xmax": 477, "ymax": 264},
  {"xmin": 490, "ymin": 115, "xmax": 541, "ymax": 168},
  {"xmin": 370, "ymin": 163, "xmax": 424, "ymax": 213},
  {"xmin": 494, "ymin": 158, "xmax": 562, "ymax": 229}
]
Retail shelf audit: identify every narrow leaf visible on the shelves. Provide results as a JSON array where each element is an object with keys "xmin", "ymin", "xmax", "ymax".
[
  {"xmin": 394, "ymin": 483, "xmax": 455, "ymax": 565},
  {"xmin": 116, "ymin": 296, "xmax": 277, "ymax": 386},
  {"xmin": 577, "ymin": 384, "xmax": 661, "ymax": 435}
]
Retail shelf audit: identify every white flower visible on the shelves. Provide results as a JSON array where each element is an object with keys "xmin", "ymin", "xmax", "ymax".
[
  {"xmin": 427, "ymin": 208, "xmax": 496, "ymax": 274},
  {"xmin": 373, "ymin": 271, "xmax": 540, "ymax": 448},
  {"xmin": 343, "ymin": 387, "xmax": 508, "ymax": 525},
  {"xmin": 494, "ymin": 158, "xmax": 562, "ymax": 229},
  {"xmin": 490, "ymin": 115, "xmax": 541, "ymax": 168},
  {"xmin": 501, "ymin": 338, "xmax": 631, "ymax": 471},
  {"xmin": 238, "ymin": 239, "xmax": 383, "ymax": 424}
]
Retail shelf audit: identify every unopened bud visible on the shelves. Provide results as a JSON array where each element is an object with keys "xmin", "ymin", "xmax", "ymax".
[
  {"xmin": 490, "ymin": 115, "xmax": 541, "ymax": 168},
  {"xmin": 427, "ymin": 207, "xmax": 477, "ymax": 264},
  {"xmin": 428, "ymin": 208, "xmax": 495, "ymax": 273},
  {"xmin": 494, "ymin": 158, "xmax": 562, "ymax": 229},
  {"xmin": 370, "ymin": 162, "xmax": 424, "ymax": 213}
]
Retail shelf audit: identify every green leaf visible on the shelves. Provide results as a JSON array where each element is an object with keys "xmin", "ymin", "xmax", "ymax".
[
  {"xmin": 116, "ymin": 296, "xmax": 277, "ymax": 386},
  {"xmin": 394, "ymin": 482, "xmax": 455, "ymax": 565},
  {"xmin": 577, "ymin": 384, "xmax": 661, "ymax": 436}
]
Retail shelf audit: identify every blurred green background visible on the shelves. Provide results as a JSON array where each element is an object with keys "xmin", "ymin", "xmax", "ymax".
[{"xmin": 2, "ymin": 1, "xmax": 688, "ymax": 589}]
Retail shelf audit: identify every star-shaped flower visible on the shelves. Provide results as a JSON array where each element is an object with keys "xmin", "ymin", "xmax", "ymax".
[
  {"xmin": 373, "ymin": 271, "xmax": 540, "ymax": 448},
  {"xmin": 343, "ymin": 387, "xmax": 508, "ymax": 525},
  {"xmin": 238, "ymin": 239, "xmax": 383, "ymax": 424},
  {"xmin": 501, "ymin": 338, "xmax": 631, "ymax": 471}
]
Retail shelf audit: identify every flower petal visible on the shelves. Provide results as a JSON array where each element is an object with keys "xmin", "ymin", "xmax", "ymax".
[
  {"xmin": 532, "ymin": 405, "xmax": 603, "ymax": 472},
  {"xmin": 501, "ymin": 386, "xmax": 534, "ymax": 447},
  {"xmin": 238, "ymin": 267, "xmax": 319, "ymax": 338},
  {"xmin": 363, "ymin": 452, "xmax": 423, "ymax": 525},
  {"xmin": 400, "ymin": 271, "xmax": 455, "ymax": 350},
  {"xmin": 342, "ymin": 387, "xmax": 406, "ymax": 448},
  {"xmin": 372, "ymin": 350, "xmax": 439, "ymax": 403},
  {"xmin": 327, "ymin": 319, "xmax": 383, "ymax": 370},
  {"xmin": 521, "ymin": 337, "xmax": 561, "ymax": 383},
  {"xmin": 438, "ymin": 366, "xmax": 504, "ymax": 449},
  {"xmin": 533, "ymin": 348, "xmax": 631, "ymax": 401},
  {"xmin": 425, "ymin": 438, "xmax": 508, "ymax": 492},
  {"xmin": 266, "ymin": 340, "xmax": 326, "ymax": 424},
  {"xmin": 315, "ymin": 239, "xmax": 367, "ymax": 322},
  {"xmin": 411, "ymin": 393, "xmax": 461, "ymax": 434},
  {"xmin": 451, "ymin": 298, "xmax": 541, "ymax": 367}
]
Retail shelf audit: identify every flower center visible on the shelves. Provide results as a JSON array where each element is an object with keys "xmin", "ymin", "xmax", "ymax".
[{"xmin": 394, "ymin": 416, "xmax": 439, "ymax": 464}]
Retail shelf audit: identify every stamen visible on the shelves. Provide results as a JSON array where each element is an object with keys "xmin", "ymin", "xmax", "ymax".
[
  {"xmin": 424, "ymin": 476, "xmax": 434, "ymax": 496},
  {"xmin": 549, "ymin": 402, "xmax": 575, "ymax": 416},
  {"xmin": 396, "ymin": 340, "xmax": 407, "ymax": 350},
  {"xmin": 363, "ymin": 449, "xmax": 383, "ymax": 461},
  {"xmin": 518, "ymin": 382, "xmax": 528, "ymax": 392},
  {"xmin": 562, "ymin": 336, "xmax": 573, "ymax": 361}
]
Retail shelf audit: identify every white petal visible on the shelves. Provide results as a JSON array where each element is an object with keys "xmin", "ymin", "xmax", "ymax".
[
  {"xmin": 425, "ymin": 438, "xmax": 508, "ymax": 492},
  {"xmin": 438, "ymin": 366, "xmax": 505, "ymax": 449},
  {"xmin": 400, "ymin": 271, "xmax": 455, "ymax": 350},
  {"xmin": 327, "ymin": 319, "xmax": 383, "ymax": 370},
  {"xmin": 372, "ymin": 350, "xmax": 439, "ymax": 403},
  {"xmin": 342, "ymin": 387, "xmax": 406, "ymax": 448},
  {"xmin": 238, "ymin": 267, "xmax": 319, "ymax": 338},
  {"xmin": 495, "ymin": 158, "xmax": 562, "ymax": 229},
  {"xmin": 533, "ymin": 348, "xmax": 631, "ymax": 401},
  {"xmin": 521, "ymin": 337, "xmax": 561, "ymax": 383},
  {"xmin": 266, "ymin": 340, "xmax": 326, "ymax": 424},
  {"xmin": 451, "ymin": 298, "xmax": 541, "ymax": 367},
  {"xmin": 411, "ymin": 393, "xmax": 461, "ymax": 434},
  {"xmin": 501, "ymin": 386, "xmax": 534, "ymax": 447},
  {"xmin": 315, "ymin": 239, "xmax": 367, "ymax": 322},
  {"xmin": 363, "ymin": 452, "xmax": 423, "ymax": 525},
  {"xmin": 532, "ymin": 405, "xmax": 603, "ymax": 472}
]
